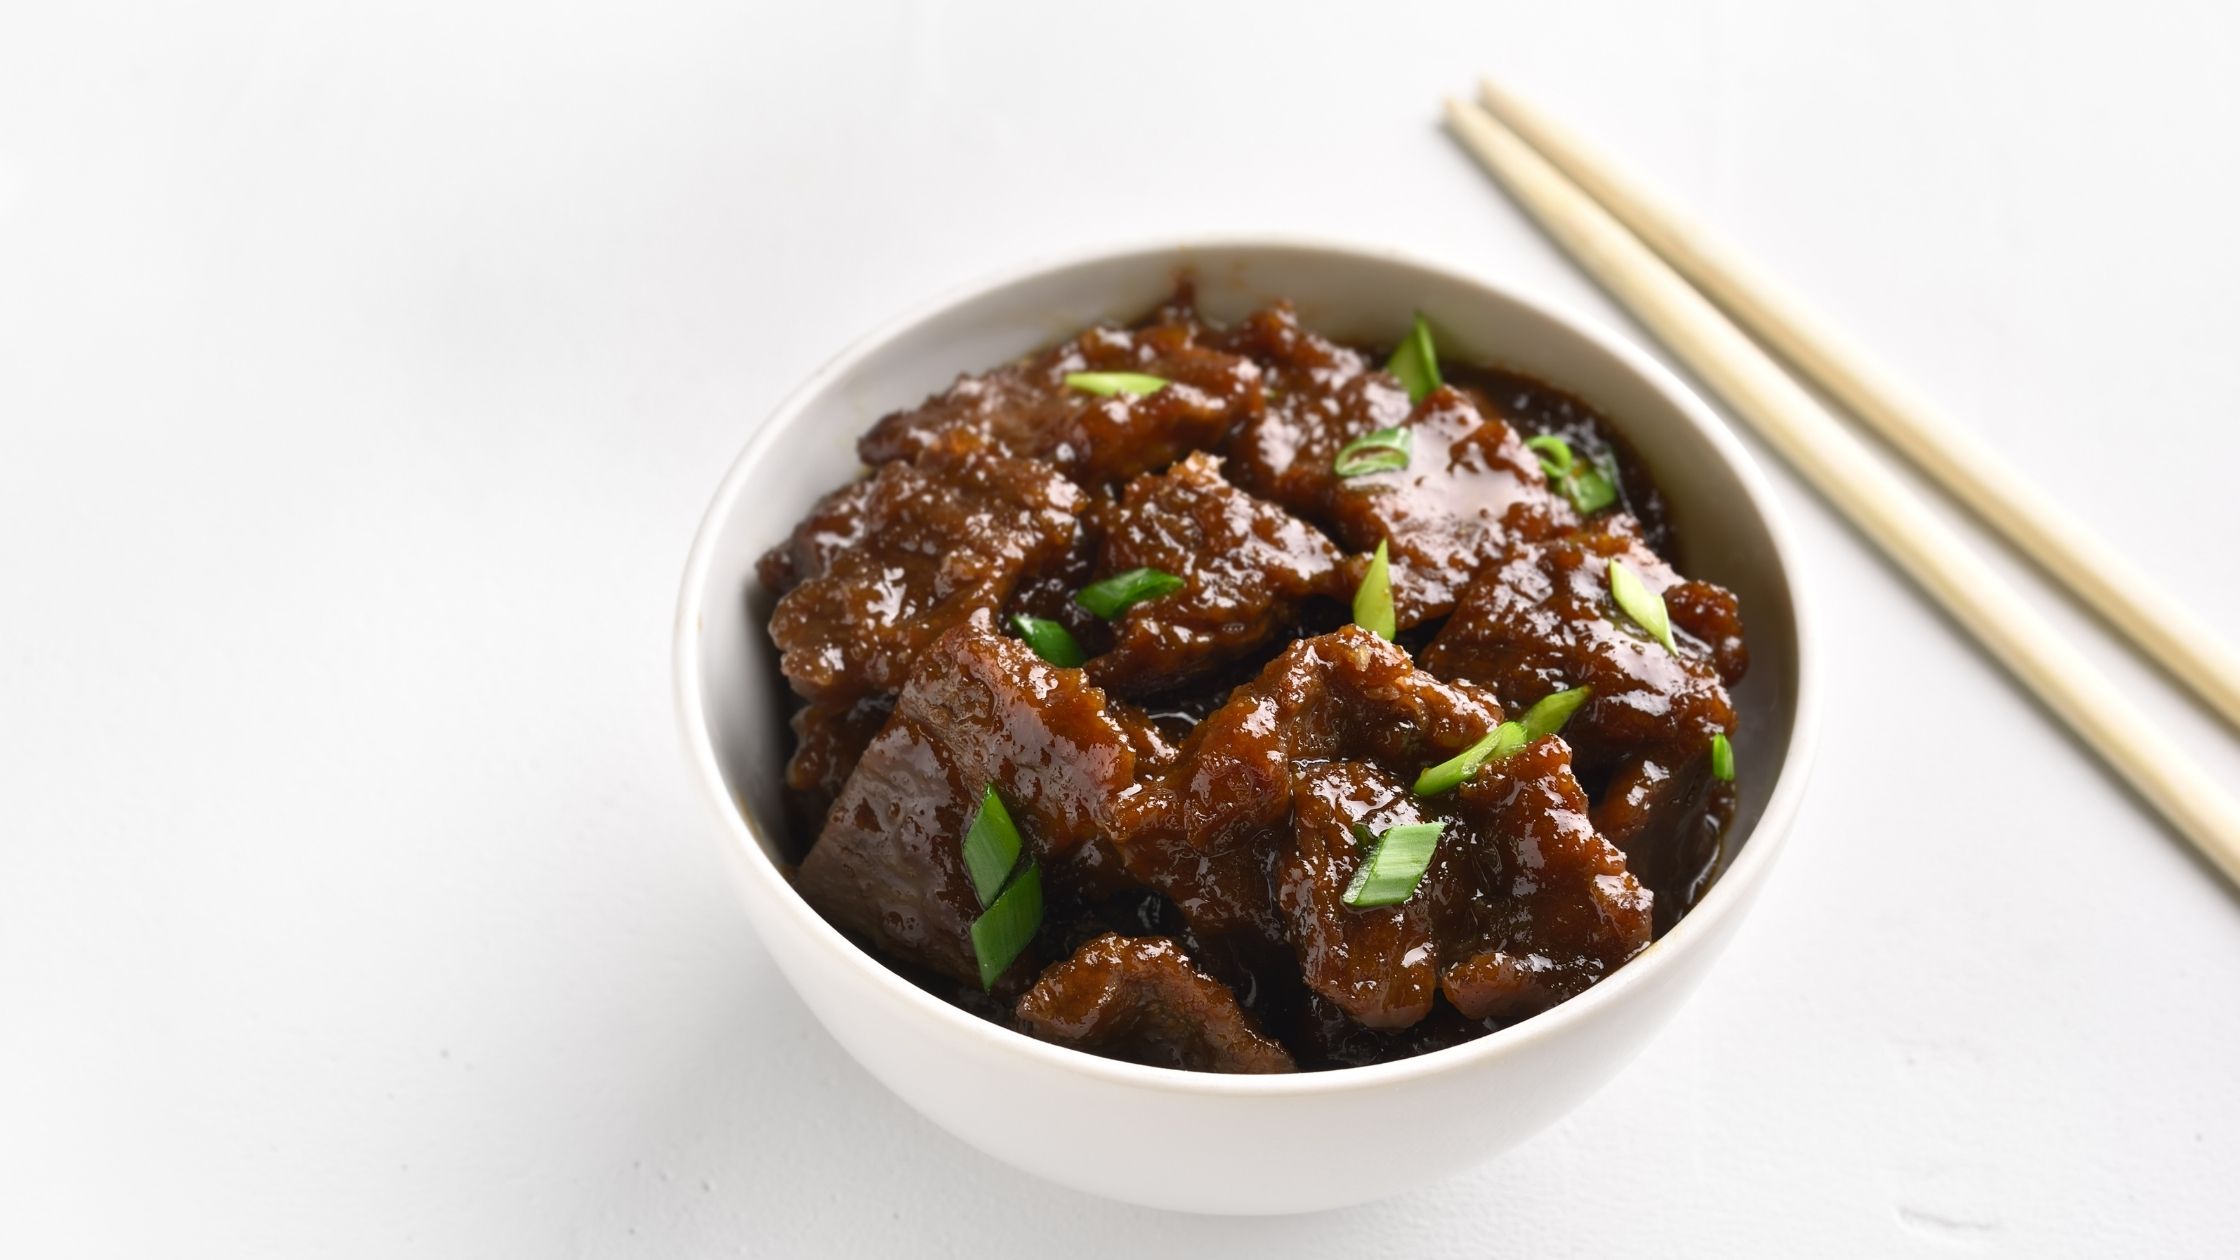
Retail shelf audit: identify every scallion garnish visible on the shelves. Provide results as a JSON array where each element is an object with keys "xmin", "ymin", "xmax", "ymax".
[
  {"xmin": 1064, "ymin": 371, "xmax": 1168, "ymax": 397},
  {"xmin": 1607, "ymin": 558, "xmax": 1677, "ymax": 654},
  {"xmin": 1075, "ymin": 567, "xmax": 1185, "ymax": 619},
  {"xmin": 1567, "ymin": 462, "xmax": 1619, "ymax": 513},
  {"xmin": 1353, "ymin": 540, "xmax": 1395, "ymax": 641},
  {"xmin": 1385, "ymin": 314, "xmax": 1442, "ymax": 404},
  {"xmin": 1333, "ymin": 426, "xmax": 1414, "ymax": 477},
  {"xmin": 1524, "ymin": 434, "xmax": 1574, "ymax": 479},
  {"xmin": 1525, "ymin": 433, "xmax": 1619, "ymax": 514},
  {"xmin": 1519, "ymin": 685, "xmax": 1592, "ymax": 740},
  {"xmin": 1415, "ymin": 685, "xmax": 1595, "ymax": 797},
  {"xmin": 1008, "ymin": 614, "xmax": 1085, "ymax": 668},
  {"xmin": 970, "ymin": 862, "xmax": 1043, "ymax": 989},
  {"xmin": 961, "ymin": 785, "xmax": 1026, "ymax": 906},
  {"xmin": 1341, "ymin": 821, "xmax": 1447, "ymax": 908},
  {"xmin": 1413, "ymin": 721, "xmax": 1526, "ymax": 796},
  {"xmin": 1710, "ymin": 732, "xmax": 1735, "ymax": 782},
  {"xmin": 959, "ymin": 784, "xmax": 1043, "ymax": 989}
]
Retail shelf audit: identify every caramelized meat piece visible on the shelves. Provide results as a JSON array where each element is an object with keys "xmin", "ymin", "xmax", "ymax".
[
  {"xmin": 1221, "ymin": 302, "xmax": 1412, "ymax": 515},
  {"xmin": 1016, "ymin": 934, "xmax": 1295, "ymax": 1073},
  {"xmin": 1324, "ymin": 385, "xmax": 1579, "ymax": 626},
  {"xmin": 756, "ymin": 476, "xmax": 876, "ymax": 596},
  {"xmin": 1109, "ymin": 628, "xmax": 1503, "ymax": 958},
  {"xmin": 1664, "ymin": 574, "xmax": 1749, "ymax": 684},
  {"xmin": 1086, "ymin": 452, "xmax": 1350, "ymax": 695},
  {"xmin": 1269, "ymin": 724, "xmax": 1649, "ymax": 1033},
  {"xmin": 1221, "ymin": 305, "xmax": 1577, "ymax": 625},
  {"xmin": 1107, "ymin": 699, "xmax": 1181, "ymax": 771},
  {"xmin": 860, "ymin": 310, "xmax": 1263, "ymax": 486},
  {"xmin": 890, "ymin": 620, "xmax": 1143, "ymax": 852},
  {"xmin": 766, "ymin": 441, "xmax": 1082, "ymax": 707},
  {"xmin": 1431, "ymin": 736, "xmax": 1655, "ymax": 1020},
  {"xmin": 1594, "ymin": 754, "xmax": 1734, "ymax": 932},
  {"xmin": 794, "ymin": 621, "xmax": 1144, "ymax": 985},
  {"xmin": 1423, "ymin": 519, "xmax": 1743, "ymax": 770},
  {"xmin": 1104, "ymin": 814, "xmax": 1288, "ymax": 947},
  {"xmin": 784, "ymin": 696, "xmax": 894, "ymax": 822},
  {"xmin": 794, "ymin": 714, "xmax": 986, "ymax": 985},
  {"xmin": 1158, "ymin": 626, "xmax": 1503, "ymax": 855},
  {"xmin": 1277, "ymin": 763, "xmax": 1440, "ymax": 1029}
]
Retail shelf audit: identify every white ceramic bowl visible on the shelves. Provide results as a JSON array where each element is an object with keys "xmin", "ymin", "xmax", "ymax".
[{"xmin": 674, "ymin": 238, "xmax": 1816, "ymax": 1215}]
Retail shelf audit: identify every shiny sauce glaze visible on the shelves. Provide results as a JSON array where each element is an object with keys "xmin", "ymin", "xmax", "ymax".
[{"xmin": 758, "ymin": 287, "xmax": 1746, "ymax": 1071}]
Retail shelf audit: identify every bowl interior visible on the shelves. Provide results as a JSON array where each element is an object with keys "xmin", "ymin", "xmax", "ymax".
[{"xmin": 684, "ymin": 238, "xmax": 1803, "ymax": 998}]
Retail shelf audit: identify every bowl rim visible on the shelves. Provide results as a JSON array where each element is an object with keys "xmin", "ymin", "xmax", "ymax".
[{"xmin": 673, "ymin": 232, "xmax": 1820, "ymax": 1097}]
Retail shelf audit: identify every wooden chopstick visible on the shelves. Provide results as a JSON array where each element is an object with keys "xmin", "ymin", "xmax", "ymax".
[
  {"xmin": 1442, "ymin": 96, "xmax": 2240, "ymax": 890},
  {"xmin": 1474, "ymin": 78, "xmax": 2240, "ymax": 736}
]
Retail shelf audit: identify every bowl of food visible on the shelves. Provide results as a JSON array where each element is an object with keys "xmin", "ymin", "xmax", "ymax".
[{"xmin": 674, "ymin": 237, "xmax": 1814, "ymax": 1214}]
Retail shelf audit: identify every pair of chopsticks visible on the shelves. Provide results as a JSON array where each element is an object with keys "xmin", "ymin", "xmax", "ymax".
[{"xmin": 1444, "ymin": 83, "xmax": 2240, "ymax": 891}]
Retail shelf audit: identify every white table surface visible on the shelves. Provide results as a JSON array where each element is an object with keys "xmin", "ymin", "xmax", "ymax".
[{"xmin": 6, "ymin": 2, "xmax": 2239, "ymax": 1254}]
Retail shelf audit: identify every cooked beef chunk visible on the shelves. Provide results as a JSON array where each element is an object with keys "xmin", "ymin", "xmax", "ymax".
[
  {"xmin": 1422, "ymin": 518, "xmax": 1743, "ymax": 772},
  {"xmin": 1221, "ymin": 302, "xmax": 1413, "ymax": 515},
  {"xmin": 1594, "ymin": 753, "xmax": 1735, "ymax": 932},
  {"xmin": 1103, "ymin": 811, "xmax": 1289, "ymax": 948},
  {"xmin": 756, "ymin": 476, "xmax": 877, "ymax": 596},
  {"xmin": 890, "ymin": 620, "xmax": 1143, "ymax": 853},
  {"xmin": 1269, "ymin": 722, "xmax": 1650, "ymax": 1032},
  {"xmin": 1109, "ymin": 628, "xmax": 1518, "ymax": 971},
  {"xmin": 766, "ymin": 438, "xmax": 1083, "ymax": 707},
  {"xmin": 1085, "ymin": 451, "xmax": 1350, "ymax": 695},
  {"xmin": 1015, "ymin": 933, "xmax": 1295, "ymax": 1073},
  {"xmin": 785, "ymin": 695, "xmax": 894, "ymax": 823},
  {"xmin": 1322, "ymin": 384, "xmax": 1579, "ymax": 627},
  {"xmin": 1428, "ymin": 736, "xmax": 1654, "ymax": 1019},
  {"xmin": 794, "ymin": 716, "xmax": 988, "ymax": 986},
  {"xmin": 1153, "ymin": 626, "xmax": 1503, "ymax": 855},
  {"xmin": 1219, "ymin": 305, "xmax": 1578, "ymax": 626},
  {"xmin": 1277, "ymin": 762, "xmax": 1442, "ymax": 1029},
  {"xmin": 859, "ymin": 310, "xmax": 1263, "ymax": 486},
  {"xmin": 794, "ymin": 621, "xmax": 1145, "ymax": 985},
  {"xmin": 1664, "ymin": 573, "xmax": 1749, "ymax": 684},
  {"xmin": 1106, "ymin": 699, "xmax": 1181, "ymax": 771}
]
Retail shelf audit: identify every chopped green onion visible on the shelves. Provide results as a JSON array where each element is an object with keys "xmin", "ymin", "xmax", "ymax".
[
  {"xmin": 1567, "ymin": 463, "xmax": 1619, "ymax": 514},
  {"xmin": 1008, "ymin": 614, "xmax": 1085, "ymax": 668},
  {"xmin": 1353, "ymin": 540, "xmax": 1395, "ymax": 641},
  {"xmin": 1075, "ymin": 567, "xmax": 1185, "ymax": 619},
  {"xmin": 1524, "ymin": 434, "xmax": 1575, "ymax": 479},
  {"xmin": 1413, "ymin": 721, "xmax": 1526, "ymax": 796},
  {"xmin": 970, "ymin": 862, "xmax": 1044, "ymax": 989},
  {"xmin": 1341, "ymin": 821, "xmax": 1447, "ymax": 908},
  {"xmin": 1608, "ymin": 558, "xmax": 1678, "ymax": 654},
  {"xmin": 1064, "ymin": 371, "xmax": 1168, "ymax": 397},
  {"xmin": 1525, "ymin": 433, "xmax": 1619, "ymax": 514},
  {"xmin": 959, "ymin": 785, "xmax": 1044, "ymax": 987},
  {"xmin": 1385, "ymin": 314, "xmax": 1442, "ymax": 404},
  {"xmin": 960, "ymin": 785, "xmax": 1025, "ymax": 906},
  {"xmin": 1710, "ymin": 732, "xmax": 1735, "ymax": 782},
  {"xmin": 1333, "ymin": 426, "xmax": 1414, "ymax": 477},
  {"xmin": 1519, "ymin": 685, "xmax": 1592, "ymax": 740}
]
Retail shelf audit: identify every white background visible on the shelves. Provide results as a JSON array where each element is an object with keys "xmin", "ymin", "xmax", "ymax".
[{"xmin": 5, "ymin": 1, "xmax": 2238, "ymax": 1255}]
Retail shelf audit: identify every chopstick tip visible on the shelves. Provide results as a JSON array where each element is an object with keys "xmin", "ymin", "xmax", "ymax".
[{"xmin": 1441, "ymin": 94, "xmax": 1494, "ymax": 133}]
